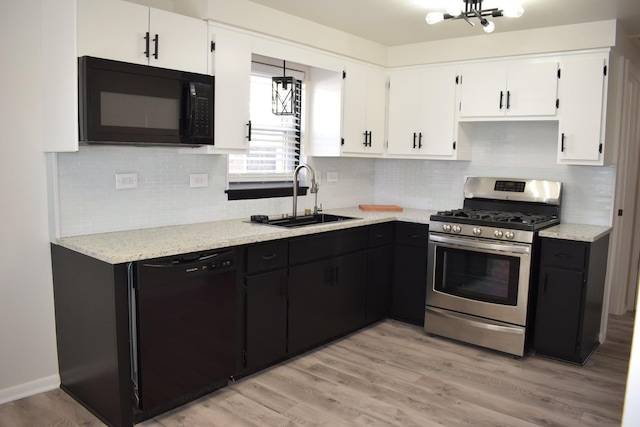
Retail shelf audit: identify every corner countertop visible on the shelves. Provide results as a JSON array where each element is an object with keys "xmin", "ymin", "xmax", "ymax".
[
  {"xmin": 55, "ymin": 207, "xmax": 436, "ymax": 264},
  {"xmin": 538, "ymin": 223, "xmax": 612, "ymax": 242}
]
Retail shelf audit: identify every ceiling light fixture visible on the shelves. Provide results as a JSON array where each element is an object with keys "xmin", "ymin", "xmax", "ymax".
[{"xmin": 425, "ymin": 0, "xmax": 524, "ymax": 34}]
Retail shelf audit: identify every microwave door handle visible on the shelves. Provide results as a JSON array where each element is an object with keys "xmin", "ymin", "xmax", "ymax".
[{"xmin": 188, "ymin": 83, "xmax": 196, "ymax": 135}]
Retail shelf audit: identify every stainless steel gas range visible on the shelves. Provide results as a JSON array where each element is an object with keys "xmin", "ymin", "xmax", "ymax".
[{"xmin": 425, "ymin": 177, "xmax": 562, "ymax": 357}]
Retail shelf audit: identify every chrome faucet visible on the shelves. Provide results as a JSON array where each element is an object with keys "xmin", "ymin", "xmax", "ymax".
[{"xmin": 292, "ymin": 164, "xmax": 319, "ymax": 218}]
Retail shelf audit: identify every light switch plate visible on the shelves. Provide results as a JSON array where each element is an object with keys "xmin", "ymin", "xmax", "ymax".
[{"xmin": 327, "ymin": 172, "xmax": 338, "ymax": 183}]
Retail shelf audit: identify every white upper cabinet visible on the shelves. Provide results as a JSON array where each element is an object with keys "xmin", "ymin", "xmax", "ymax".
[
  {"xmin": 180, "ymin": 29, "xmax": 252, "ymax": 155},
  {"xmin": 556, "ymin": 54, "xmax": 608, "ymax": 165},
  {"xmin": 388, "ymin": 66, "xmax": 464, "ymax": 159},
  {"xmin": 341, "ymin": 62, "xmax": 386, "ymax": 156},
  {"xmin": 77, "ymin": 0, "xmax": 208, "ymax": 74},
  {"xmin": 459, "ymin": 61, "xmax": 558, "ymax": 118}
]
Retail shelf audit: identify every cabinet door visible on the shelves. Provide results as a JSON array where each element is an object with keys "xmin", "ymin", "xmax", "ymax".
[
  {"xmin": 288, "ymin": 251, "xmax": 367, "ymax": 354},
  {"xmin": 367, "ymin": 245, "xmax": 393, "ymax": 323},
  {"xmin": 420, "ymin": 67, "xmax": 458, "ymax": 156},
  {"xmin": 387, "ymin": 69, "xmax": 422, "ymax": 155},
  {"xmin": 208, "ymin": 31, "xmax": 251, "ymax": 153},
  {"xmin": 557, "ymin": 56, "xmax": 606, "ymax": 163},
  {"xmin": 148, "ymin": 8, "xmax": 208, "ymax": 74},
  {"xmin": 288, "ymin": 258, "xmax": 335, "ymax": 354},
  {"xmin": 391, "ymin": 245, "xmax": 428, "ymax": 325},
  {"xmin": 332, "ymin": 251, "xmax": 368, "ymax": 333},
  {"xmin": 77, "ymin": 0, "xmax": 150, "ymax": 65},
  {"xmin": 342, "ymin": 62, "xmax": 386, "ymax": 155},
  {"xmin": 459, "ymin": 63, "xmax": 507, "ymax": 118},
  {"xmin": 246, "ymin": 269, "xmax": 287, "ymax": 371},
  {"xmin": 534, "ymin": 266, "xmax": 584, "ymax": 360},
  {"xmin": 506, "ymin": 62, "xmax": 558, "ymax": 117},
  {"xmin": 388, "ymin": 67, "xmax": 457, "ymax": 158}
]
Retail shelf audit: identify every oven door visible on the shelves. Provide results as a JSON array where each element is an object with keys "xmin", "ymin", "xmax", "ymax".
[{"xmin": 426, "ymin": 232, "xmax": 532, "ymax": 326}]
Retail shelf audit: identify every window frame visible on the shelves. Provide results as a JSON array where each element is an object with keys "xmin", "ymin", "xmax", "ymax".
[{"xmin": 226, "ymin": 56, "xmax": 308, "ymax": 201}]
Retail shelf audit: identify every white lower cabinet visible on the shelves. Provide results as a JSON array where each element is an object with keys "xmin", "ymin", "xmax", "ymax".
[
  {"xmin": 556, "ymin": 54, "xmax": 608, "ymax": 165},
  {"xmin": 387, "ymin": 66, "xmax": 465, "ymax": 159}
]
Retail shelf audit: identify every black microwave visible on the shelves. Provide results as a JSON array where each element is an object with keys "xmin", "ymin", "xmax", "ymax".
[{"xmin": 78, "ymin": 56, "xmax": 214, "ymax": 146}]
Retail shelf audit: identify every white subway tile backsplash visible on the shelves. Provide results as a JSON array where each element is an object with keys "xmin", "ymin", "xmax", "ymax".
[{"xmin": 55, "ymin": 122, "xmax": 614, "ymax": 237}]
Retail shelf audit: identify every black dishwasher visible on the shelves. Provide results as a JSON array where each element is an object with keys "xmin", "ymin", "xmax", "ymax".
[{"xmin": 131, "ymin": 248, "xmax": 237, "ymax": 412}]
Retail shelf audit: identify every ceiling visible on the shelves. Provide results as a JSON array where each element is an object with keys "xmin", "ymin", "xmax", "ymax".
[{"xmin": 246, "ymin": 0, "xmax": 640, "ymax": 47}]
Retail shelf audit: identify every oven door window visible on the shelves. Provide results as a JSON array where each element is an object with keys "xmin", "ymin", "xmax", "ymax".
[{"xmin": 434, "ymin": 246, "xmax": 520, "ymax": 305}]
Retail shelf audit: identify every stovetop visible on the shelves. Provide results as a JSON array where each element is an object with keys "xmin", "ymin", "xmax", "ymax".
[{"xmin": 430, "ymin": 208, "xmax": 559, "ymax": 231}]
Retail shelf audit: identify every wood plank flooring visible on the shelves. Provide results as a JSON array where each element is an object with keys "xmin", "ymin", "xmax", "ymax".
[{"xmin": 0, "ymin": 313, "xmax": 633, "ymax": 427}]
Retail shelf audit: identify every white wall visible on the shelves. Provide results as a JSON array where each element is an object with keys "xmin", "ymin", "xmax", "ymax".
[
  {"xmin": 0, "ymin": 0, "xmax": 60, "ymax": 404},
  {"xmin": 55, "ymin": 123, "xmax": 614, "ymax": 236},
  {"xmin": 54, "ymin": 148, "xmax": 376, "ymax": 236}
]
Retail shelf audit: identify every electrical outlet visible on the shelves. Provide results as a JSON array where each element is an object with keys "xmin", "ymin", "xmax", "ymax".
[
  {"xmin": 115, "ymin": 173, "xmax": 138, "ymax": 190},
  {"xmin": 327, "ymin": 172, "xmax": 338, "ymax": 183},
  {"xmin": 190, "ymin": 173, "xmax": 209, "ymax": 188}
]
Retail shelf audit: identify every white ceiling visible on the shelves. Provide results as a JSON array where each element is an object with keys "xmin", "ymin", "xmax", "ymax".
[{"xmin": 246, "ymin": 0, "xmax": 640, "ymax": 47}]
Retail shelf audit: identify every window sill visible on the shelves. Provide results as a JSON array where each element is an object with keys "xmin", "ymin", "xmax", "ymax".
[{"xmin": 226, "ymin": 182, "xmax": 308, "ymax": 200}]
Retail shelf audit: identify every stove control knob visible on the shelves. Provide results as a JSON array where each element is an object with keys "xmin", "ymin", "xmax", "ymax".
[
  {"xmin": 505, "ymin": 231, "xmax": 515, "ymax": 240},
  {"xmin": 472, "ymin": 227, "xmax": 482, "ymax": 236},
  {"xmin": 442, "ymin": 224, "xmax": 452, "ymax": 232},
  {"xmin": 494, "ymin": 230, "xmax": 504, "ymax": 238},
  {"xmin": 452, "ymin": 225, "xmax": 462, "ymax": 234}
]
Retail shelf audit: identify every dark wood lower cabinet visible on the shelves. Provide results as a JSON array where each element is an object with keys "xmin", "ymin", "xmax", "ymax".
[
  {"xmin": 533, "ymin": 235, "xmax": 609, "ymax": 364},
  {"xmin": 390, "ymin": 223, "xmax": 429, "ymax": 326},
  {"xmin": 367, "ymin": 244, "xmax": 393, "ymax": 323},
  {"xmin": 366, "ymin": 223, "xmax": 394, "ymax": 324},
  {"xmin": 288, "ymin": 251, "xmax": 367, "ymax": 354},
  {"xmin": 245, "ymin": 269, "xmax": 288, "ymax": 371},
  {"xmin": 51, "ymin": 221, "xmax": 426, "ymax": 427}
]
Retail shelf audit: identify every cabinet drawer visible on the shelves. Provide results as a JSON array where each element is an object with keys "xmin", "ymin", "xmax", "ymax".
[
  {"xmin": 395, "ymin": 222, "xmax": 429, "ymax": 247},
  {"xmin": 289, "ymin": 227, "xmax": 368, "ymax": 265},
  {"xmin": 247, "ymin": 240, "xmax": 288, "ymax": 274},
  {"xmin": 368, "ymin": 223, "xmax": 393, "ymax": 247},
  {"xmin": 541, "ymin": 239, "xmax": 586, "ymax": 270}
]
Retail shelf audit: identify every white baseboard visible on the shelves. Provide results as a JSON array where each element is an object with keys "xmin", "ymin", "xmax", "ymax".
[{"xmin": 0, "ymin": 375, "xmax": 60, "ymax": 406}]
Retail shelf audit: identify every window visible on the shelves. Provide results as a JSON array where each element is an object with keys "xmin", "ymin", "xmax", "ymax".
[{"xmin": 227, "ymin": 57, "xmax": 305, "ymax": 200}]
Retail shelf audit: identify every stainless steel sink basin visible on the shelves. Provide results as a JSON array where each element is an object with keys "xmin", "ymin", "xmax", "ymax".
[{"xmin": 254, "ymin": 213, "xmax": 356, "ymax": 228}]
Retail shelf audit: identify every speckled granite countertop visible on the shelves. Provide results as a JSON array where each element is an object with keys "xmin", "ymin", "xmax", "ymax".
[
  {"xmin": 55, "ymin": 207, "xmax": 436, "ymax": 264},
  {"xmin": 538, "ymin": 223, "xmax": 611, "ymax": 242}
]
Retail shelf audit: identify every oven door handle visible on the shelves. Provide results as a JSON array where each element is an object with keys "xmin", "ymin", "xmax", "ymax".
[{"xmin": 429, "ymin": 234, "xmax": 530, "ymax": 256}]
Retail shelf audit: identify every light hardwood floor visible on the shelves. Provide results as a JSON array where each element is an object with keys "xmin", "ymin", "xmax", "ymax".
[{"xmin": 0, "ymin": 313, "xmax": 634, "ymax": 427}]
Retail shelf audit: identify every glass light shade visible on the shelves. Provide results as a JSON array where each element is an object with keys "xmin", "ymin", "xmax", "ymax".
[
  {"xmin": 426, "ymin": 12, "xmax": 445, "ymax": 25},
  {"xmin": 272, "ymin": 76, "xmax": 298, "ymax": 116},
  {"xmin": 482, "ymin": 20, "xmax": 496, "ymax": 33},
  {"xmin": 503, "ymin": 4, "xmax": 524, "ymax": 18},
  {"xmin": 446, "ymin": 3, "xmax": 462, "ymax": 16}
]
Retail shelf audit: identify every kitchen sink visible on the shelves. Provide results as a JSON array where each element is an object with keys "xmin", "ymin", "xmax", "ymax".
[{"xmin": 252, "ymin": 213, "xmax": 356, "ymax": 228}]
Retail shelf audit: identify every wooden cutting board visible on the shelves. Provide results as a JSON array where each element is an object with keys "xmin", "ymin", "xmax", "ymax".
[{"xmin": 358, "ymin": 204, "xmax": 403, "ymax": 212}]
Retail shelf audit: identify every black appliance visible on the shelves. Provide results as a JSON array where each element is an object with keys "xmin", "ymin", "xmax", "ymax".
[
  {"xmin": 426, "ymin": 177, "xmax": 562, "ymax": 357},
  {"xmin": 130, "ymin": 249, "xmax": 236, "ymax": 416},
  {"xmin": 79, "ymin": 56, "xmax": 214, "ymax": 146}
]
